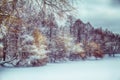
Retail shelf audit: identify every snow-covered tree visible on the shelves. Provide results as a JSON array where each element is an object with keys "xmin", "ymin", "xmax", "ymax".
[{"xmin": 15, "ymin": 28, "xmax": 49, "ymax": 66}]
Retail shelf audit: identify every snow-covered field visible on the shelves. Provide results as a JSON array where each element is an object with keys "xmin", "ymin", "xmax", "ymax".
[{"xmin": 0, "ymin": 55, "xmax": 120, "ymax": 80}]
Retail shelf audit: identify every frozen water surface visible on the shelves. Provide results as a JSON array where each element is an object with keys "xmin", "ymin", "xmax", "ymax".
[{"xmin": 0, "ymin": 55, "xmax": 120, "ymax": 80}]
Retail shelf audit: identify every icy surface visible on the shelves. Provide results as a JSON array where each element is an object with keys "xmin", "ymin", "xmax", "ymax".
[{"xmin": 0, "ymin": 55, "xmax": 120, "ymax": 80}]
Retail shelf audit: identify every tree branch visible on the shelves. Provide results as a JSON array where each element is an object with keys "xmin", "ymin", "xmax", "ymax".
[{"xmin": 0, "ymin": 57, "xmax": 17, "ymax": 66}]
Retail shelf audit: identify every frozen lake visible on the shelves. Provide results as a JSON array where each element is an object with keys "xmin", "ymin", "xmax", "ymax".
[{"xmin": 0, "ymin": 55, "xmax": 120, "ymax": 80}]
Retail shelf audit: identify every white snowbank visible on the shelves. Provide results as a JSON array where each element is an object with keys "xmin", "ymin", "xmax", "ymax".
[
  {"xmin": 0, "ymin": 43, "xmax": 3, "ymax": 48},
  {"xmin": 0, "ymin": 55, "xmax": 120, "ymax": 80}
]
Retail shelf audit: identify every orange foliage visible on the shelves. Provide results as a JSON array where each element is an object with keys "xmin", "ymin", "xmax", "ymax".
[
  {"xmin": 93, "ymin": 50, "xmax": 104, "ymax": 59},
  {"xmin": 33, "ymin": 28, "xmax": 46, "ymax": 48},
  {"xmin": 10, "ymin": 17, "xmax": 23, "ymax": 26},
  {"xmin": 88, "ymin": 41, "xmax": 100, "ymax": 50},
  {"xmin": 87, "ymin": 41, "xmax": 104, "ymax": 58}
]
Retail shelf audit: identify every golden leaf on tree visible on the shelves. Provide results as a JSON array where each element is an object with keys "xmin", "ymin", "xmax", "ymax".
[{"xmin": 33, "ymin": 28, "xmax": 46, "ymax": 48}]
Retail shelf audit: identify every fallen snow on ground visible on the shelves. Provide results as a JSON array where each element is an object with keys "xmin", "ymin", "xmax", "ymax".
[{"xmin": 0, "ymin": 55, "xmax": 120, "ymax": 80}]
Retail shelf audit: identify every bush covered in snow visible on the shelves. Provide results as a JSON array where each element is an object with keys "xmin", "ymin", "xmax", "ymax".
[{"xmin": 15, "ymin": 29, "xmax": 49, "ymax": 67}]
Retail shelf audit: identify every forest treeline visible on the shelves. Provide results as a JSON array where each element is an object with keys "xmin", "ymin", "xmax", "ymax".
[
  {"xmin": 0, "ymin": 0, "xmax": 120, "ymax": 67},
  {"xmin": 0, "ymin": 15, "xmax": 120, "ymax": 67}
]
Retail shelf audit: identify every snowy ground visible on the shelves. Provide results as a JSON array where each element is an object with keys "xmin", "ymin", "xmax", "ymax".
[{"xmin": 0, "ymin": 55, "xmax": 120, "ymax": 80}]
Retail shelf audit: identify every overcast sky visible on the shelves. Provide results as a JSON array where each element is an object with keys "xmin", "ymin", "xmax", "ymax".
[{"xmin": 72, "ymin": 0, "xmax": 120, "ymax": 34}]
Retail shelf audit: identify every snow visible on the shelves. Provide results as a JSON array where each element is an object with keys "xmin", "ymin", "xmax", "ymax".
[
  {"xmin": 0, "ymin": 55, "xmax": 120, "ymax": 80},
  {"xmin": 0, "ymin": 43, "xmax": 3, "ymax": 48},
  {"xmin": 0, "ymin": 24, "xmax": 7, "ymax": 35},
  {"xmin": 20, "ymin": 34, "xmax": 34, "ymax": 42},
  {"xmin": 72, "ymin": 43, "xmax": 85, "ymax": 53},
  {"xmin": 0, "ymin": 34, "xmax": 3, "ymax": 39}
]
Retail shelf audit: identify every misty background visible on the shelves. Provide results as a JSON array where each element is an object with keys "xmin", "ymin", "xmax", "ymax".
[{"xmin": 72, "ymin": 0, "xmax": 120, "ymax": 34}]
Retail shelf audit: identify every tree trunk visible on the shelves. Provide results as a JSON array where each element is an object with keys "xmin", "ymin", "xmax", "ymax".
[
  {"xmin": 3, "ymin": 37, "xmax": 7, "ymax": 61},
  {"xmin": 77, "ymin": 28, "xmax": 81, "ymax": 42}
]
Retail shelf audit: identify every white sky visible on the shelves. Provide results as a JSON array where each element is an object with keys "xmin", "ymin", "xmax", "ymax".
[{"xmin": 72, "ymin": 0, "xmax": 120, "ymax": 34}]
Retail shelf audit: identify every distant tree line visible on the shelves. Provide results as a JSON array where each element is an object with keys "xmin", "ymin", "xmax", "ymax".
[{"xmin": 69, "ymin": 18, "xmax": 120, "ymax": 57}]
